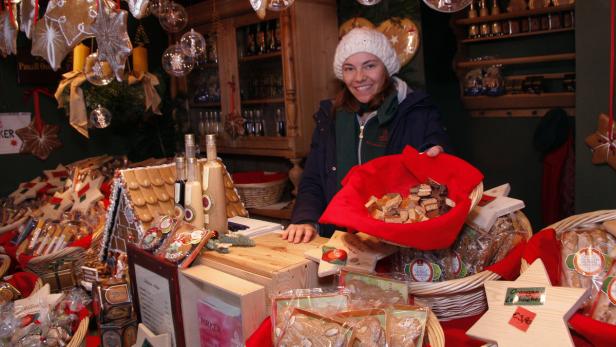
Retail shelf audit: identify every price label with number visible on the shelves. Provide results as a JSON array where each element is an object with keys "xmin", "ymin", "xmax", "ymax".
[{"xmin": 509, "ymin": 306, "xmax": 536, "ymax": 332}]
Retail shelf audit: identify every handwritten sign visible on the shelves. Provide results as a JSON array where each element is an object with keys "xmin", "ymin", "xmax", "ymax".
[
  {"xmin": 0, "ymin": 113, "xmax": 30, "ymax": 154},
  {"xmin": 509, "ymin": 306, "xmax": 536, "ymax": 332}
]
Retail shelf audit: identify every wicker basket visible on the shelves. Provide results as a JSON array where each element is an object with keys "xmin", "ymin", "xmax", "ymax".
[
  {"xmin": 407, "ymin": 211, "xmax": 533, "ymax": 321},
  {"xmin": 234, "ymin": 172, "xmax": 288, "ymax": 209},
  {"xmin": 67, "ymin": 317, "xmax": 89, "ymax": 347},
  {"xmin": 0, "ymin": 254, "xmax": 10, "ymax": 277},
  {"xmin": 426, "ymin": 310, "xmax": 446, "ymax": 347}
]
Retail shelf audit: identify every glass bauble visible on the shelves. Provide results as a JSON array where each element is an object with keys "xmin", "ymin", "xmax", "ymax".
[
  {"xmin": 355, "ymin": 0, "xmax": 381, "ymax": 6},
  {"xmin": 162, "ymin": 44, "xmax": 194, "ymax": 77},
  {"xmin": 84, "ymin": 52, "xmax": 114, "ymax": 86},
  {"xmin": 90, "ymin": 105, "xmax": 112, "ymax": 128},
  {"xmin": 267, "ymin": 0, "xmax": 294, "ymax": 11},
  {"xmin": 422, "ymin": 0, "xmax": 472, "ymax": 13},
  {"xmin": 159, "ymin": 2, "xmax": 188, "ymax": 33},
  {"xmin": 149, "ymin": 0, "xmax": 170, "ymax": 17},
  {"xmin": 180, "ymin": 29, "xmax": 206, "ymax": 58}
]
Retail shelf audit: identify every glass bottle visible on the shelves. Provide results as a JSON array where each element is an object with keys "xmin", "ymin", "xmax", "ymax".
[
  {"xmin": 184, "ymin": 157, "xmax": 205, "ymax": 228},
  {"xmin": 243, "ymin": 110, "xmax": 251, "ymax": 136},
  {"xmin": 274, "ymin": 20, "xmax": 281, "ymax": 51},
  {"xmin": 185, "ymin": 133, "xmax": 196, "ymax": 159},
  {"xmin": 174, "ymin": 156, "xmax": 186, "ymax": 207},
  {"xmin": 202, "ymin": 135, "xmax": 228, "ymax": 234},
  {"xmin": 257, "ymin": 22, "xmax": 266, "ymax": 54},
  {"xmin": 255, "ymin": 110, "xmax": 264, "ymax": 136},
  {"xmin": 198, "ymin": 112, "xmax": 206, "ymax": 146},
  {"xmin": 248, "ymin": 110, "xmax": 255, "ymax": 136},
  {"xmin": 215, "ymin": 111, "xmax": 222, "ymax": 135},
  {"xmin": 267, "ymin": 20, "xmax": 277, "ymax": 52},
  {"xmin": 276, "ymin": 108, "xmax": 286, "ymax": 136},
  {"xmin": 246, "ymin": 25, "xmax": 256, "ymax": 56},
  {"xmin": 236, "ymin": 26, "xmax": 245, "ymax": 58}
]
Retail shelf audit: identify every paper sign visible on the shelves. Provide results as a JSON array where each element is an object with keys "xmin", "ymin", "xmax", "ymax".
[
  {"xmin": 509, "ymin": 306, "xmax": 536, "ymax": 332},
  {"xmin": 504, "ymin": 287, "xmax": 546, "ymax": 306},
  {"xmin": 0, "ymin": 113, "xmax": 30, "ymax": 154}
]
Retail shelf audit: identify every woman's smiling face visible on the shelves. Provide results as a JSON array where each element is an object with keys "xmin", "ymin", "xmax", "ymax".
[{"xmin": 342, "ymin": 52, "xmax": 388, "ymax": 104}]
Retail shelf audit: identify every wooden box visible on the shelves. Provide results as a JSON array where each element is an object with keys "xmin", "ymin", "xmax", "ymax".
[
  {"xmin": 179, "ymin": 265, "xmax": 266, "ymax": 345},
  {"xmin": 93, "ymin": 279, "xmax": 133, "ymax": 324},
  {"xmin": 196, "ymin": 233, "xmax": 330, "ymax": 311}
]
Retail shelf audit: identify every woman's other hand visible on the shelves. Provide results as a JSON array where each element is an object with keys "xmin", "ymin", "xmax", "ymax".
[
  {"xmin": 282, "ymin": 224, "xmax": 317, "ymax": 243},
  {"xmin": 426, "ymin": 145, "xmax": 444, "ymax": 157}
]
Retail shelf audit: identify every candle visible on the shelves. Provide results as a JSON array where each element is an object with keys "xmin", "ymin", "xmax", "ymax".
[
  {"xmin": 73, "ymin": 44, "xmax": 90, "ymax": 72},
  {"xmin": 132, "ymin": 46, "xmax": 148, "ymax": 75}
]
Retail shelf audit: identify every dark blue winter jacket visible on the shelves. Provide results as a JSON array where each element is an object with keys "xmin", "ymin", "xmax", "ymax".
[{"xmin": 290, "ymin": 90, "xmax": 451, "ymax": 237}]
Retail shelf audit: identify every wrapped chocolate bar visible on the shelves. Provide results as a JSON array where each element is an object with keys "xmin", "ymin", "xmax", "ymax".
[{"xmin": 272, "ymin": 288, "xmax": 351, "ymax": 344}]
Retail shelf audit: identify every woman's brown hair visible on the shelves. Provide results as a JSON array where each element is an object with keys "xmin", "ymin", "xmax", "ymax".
[{"xmin": 331, "ymin": 77, "xmax": 395, "ymax": 116}]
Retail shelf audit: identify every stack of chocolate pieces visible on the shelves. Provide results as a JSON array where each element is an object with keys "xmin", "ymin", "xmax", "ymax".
[{"xmin": 365, "ymin": 179, "xmax": 456, "ymax": 224}]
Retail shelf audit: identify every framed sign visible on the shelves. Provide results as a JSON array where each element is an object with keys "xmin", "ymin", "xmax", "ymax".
[
  {"xmin": 0, "ymin": 113, "xmax": 30, "ymax": 154},
  {"xmin": 127, "ymin": 244, "xmax": 185, "ymax": 347}
]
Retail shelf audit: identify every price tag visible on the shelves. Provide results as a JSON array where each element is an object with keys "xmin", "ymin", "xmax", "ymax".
[{"xmin": 509, "ymin": 306, "xmax": 536, "ymax": 332}]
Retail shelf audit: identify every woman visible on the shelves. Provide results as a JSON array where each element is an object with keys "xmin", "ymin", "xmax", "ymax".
[{"xmin": 282, "ymin": 28, "xmax": 450, "ymax": 243}]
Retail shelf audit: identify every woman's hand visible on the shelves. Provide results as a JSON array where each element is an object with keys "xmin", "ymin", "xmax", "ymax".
[
  {"xmin": 282, "ymin": 223, "xmax": 317, "ymax": 243},
  {"xmin": 426, "ymin": 145, "xmax": 444, "ymax": 157}
]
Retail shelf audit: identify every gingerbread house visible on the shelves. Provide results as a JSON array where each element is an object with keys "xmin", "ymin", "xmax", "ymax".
[{"xmin": 100, "ymin": 160, "xmax": 248, "ymax": 259}]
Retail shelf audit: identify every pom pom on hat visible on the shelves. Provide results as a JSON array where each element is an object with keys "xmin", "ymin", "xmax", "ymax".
[{"xmin": 333, "ymin": 28, "xmax": 400, "ymax": 80}]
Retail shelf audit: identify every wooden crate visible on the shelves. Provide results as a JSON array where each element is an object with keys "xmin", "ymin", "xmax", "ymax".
[
  {"xmin": 196, "ymin": 233, "xmax": 330, "ymax": 311},
  {"xmin": 179, "ymin": 265, "xmax": 266, "ymax": 345}
]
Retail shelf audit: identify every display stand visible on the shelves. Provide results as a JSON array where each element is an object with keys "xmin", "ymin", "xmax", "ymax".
[{"xmin": 126, "ymin": 244, "xmax": 185, "ymax": 347}]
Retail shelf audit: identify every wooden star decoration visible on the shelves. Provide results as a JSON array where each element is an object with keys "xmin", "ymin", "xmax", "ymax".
[
  {"xmin": 15, "ymin": 122, "xmax": 62, "ymax": 160},
  {"xmin": 19, "ymin": 0, "xmax": 37, "ymax": 39},
  {"xmin": 9, "ymin": 177, "xmax": 47, "ymax": 205},
  {"xmin": 125, "ymin": 0, "xmax": 150, "ymax": 19},
  {"xmin": 0, "ymin": 9, "xmax": 18, "ymax": 57},
  {"xmin": 31, "ymin": 16, "xmax": 71, "ymax": 70},
  {"xmin": 40, "ymin": 189, "xmax": 74, "ymax": 220},
  {"xmin": 466, "ymin": 259, "xmax": 589, "ymax": 347},
  {"xmin": 91, "ymin": 0, "xmax": 132, "ymax": 81},
  {"xmin": 43, "ymin": 164, "xmax": 71, "ymax": 188},
  {"xmin": 14, "ymin": 284, "xmax": 63, "ymax": 318},
  {"xmin": 71, "ymin": 175, "xmax": 104, "ymax": 213},
  {"xmin": 585, "ymin": 113, "xmax": 616, "ymax": 171},
  {"xmin": 45, "ymin": 0, "xmax": 98, "ymax": 47}
]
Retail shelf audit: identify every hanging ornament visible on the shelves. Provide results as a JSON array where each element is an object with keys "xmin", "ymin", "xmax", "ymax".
[
  {"xmin": 126, "ymin": 0, "xmax": 150, "ymax": 19},
  {"xmin": 268, "ymin": 0, "xmax": 294, "ymax": 11},
  {"xmin": 355, "ymin": 0, "xmax": 381, "ymax": 6},
  {"xmin": 31, "ymin": 17, "xmax": 70, "ymax": 70},
  {"xmin": 158, "ymin": 2, "xmax": 187, "ymax": 33},
  {"xmin": 90, "ymin": 0, "xmax": 132, "ymax": 81},
  {"xmin": 422, "ymin": 0, "xmax": 472, "ymax": 13},
  {"xmin": 250, "ymin": 0, "xmax": 267, "ymax": 20},
  {"xmin": 45, "ymin": 0, "xmax": 98, "ymax": 47},
  {"xmin": 15, "ymin": 88, "xmax": 62, "ymax": 160},
  {"xmin": 149, "ymin": 0, "xmax": 170, "ymax": 17},
  {"xmin": 377, "ymin": 17, "xmax": 421, "ymax": 67},
  {"xmin": 89, "ymin": 105, "xmax": 112, "ymax": 128},
  {"xmin": 161, "ymin": 44, "xmax": 193, "ymax": 77},
  {"xmin": 339, "ymin": 17, "xmax": 374, "ymax": 38},
  {"xmin": 84, "ymin": 52, "xmax": 114, "ymax": 86},
  {"xmin": 19, "ymin": 0, "xmax": 36, "ymax": 39},
  {"xmin": 180, "ymin": 29, "xmax": 206, "ymax": 58},
  {"xmin": 0, "ymin": 4, "xmax": 18, "ymax": 57}
]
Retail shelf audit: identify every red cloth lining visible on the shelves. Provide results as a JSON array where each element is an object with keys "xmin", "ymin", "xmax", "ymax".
[{"xmin": 320, "ymin": 146, "xmax": 483, "ymax": 250}]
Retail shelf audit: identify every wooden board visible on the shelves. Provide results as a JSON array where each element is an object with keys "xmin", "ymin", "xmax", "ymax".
[
  {"xmin": 197, "ymin": 233, "xmax": 330, "ymax": 311},
  {"xmin": 179, "ymin": 265, "xmax": 266, "ymax": 345}
]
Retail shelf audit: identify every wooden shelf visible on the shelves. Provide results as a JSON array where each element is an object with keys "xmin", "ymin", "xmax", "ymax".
[
  {"xmin": 239, "ymin": 51, "xmax": 282, "ymax": 63},
  {"xmin": 218, "ymin": 135, "xmax": 299, "ymax": 158},
  {"xmin": 461, "ymin": 92, "xmax": 575, "ymax": 110},
  {"xmin": 241, "ymin": 98, "xmax": 284, "ymax": 105},
  {"xmin": 189, "ymin": 101, "xmax": 221, "ymax": 108},
  {"xmin": 461, "ymin": 27, "xmax": 574, "ymax": 43},
  {"xmin": 457, "ymin": 53, "xmax": 575, "ymax": 69},
  {"xmin": 455, "ymin": 4, "xmax": 575, "ymax": 26}
]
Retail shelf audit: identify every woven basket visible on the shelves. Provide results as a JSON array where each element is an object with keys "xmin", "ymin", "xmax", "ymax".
[
  {"xmin": 234, "ymin": 174, "xmax": 287, "ymax": 209},
  {"xmin": 67, "ymin": 317, "xmax": 89, "ymax": 347},
  {"xmin": 426, "ymin": 310, "xmax": 446, "ymax": 347},
  {"xmin": 0, "ymin": 254, "xmax": 10, "ymax": 277},
  {"xmin": 521, "ymin": 209, "xmax": 616, "ymax": 272},
  {"xmin": 407, "ymin": 211, "xmax": 533, "ymax": 321}
]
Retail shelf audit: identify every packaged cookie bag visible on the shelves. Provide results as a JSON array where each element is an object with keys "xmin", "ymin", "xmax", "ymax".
[
  {"xmin": 590, "ymin": 262, "xmax": 616, "ymax": 325},
  {"xmin": 385, "ymin": 305, "xmax": 429, "ymax": 347},
  {"xmin": 154, "ymin": 221, "xmax": 214, "ymax": 268},
  {"xmin": 276, "ymin": 308, "xmax": 352, "ymax": 347},
  {"xmin": 338, "ymin": 268, "xmax": 409, "ymax": 307},
  {"xmin": 272, "ymin": 289, "xmax": 350, "ymax": 344},
  {"xmin": 333, "ymin": 309, "xmax": 387, "ymax": 347}
]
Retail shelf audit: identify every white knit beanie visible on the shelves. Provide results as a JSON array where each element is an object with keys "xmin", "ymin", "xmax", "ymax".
[{"xmin": 333, "ymin": 27, "xmax": 400, "ymax": 80}]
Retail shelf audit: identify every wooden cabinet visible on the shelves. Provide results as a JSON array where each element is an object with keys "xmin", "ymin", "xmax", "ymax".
[
  {"xmin": 452, "ymin": 3, "xmax": 576, "ymax": 117},
  {"xmin": 183, "ymin": 0, "xmax": 339, "ymax": 195}
]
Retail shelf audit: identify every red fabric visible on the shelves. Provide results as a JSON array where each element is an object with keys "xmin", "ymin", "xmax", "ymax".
[
  {"xmin": 523, "ymin": 229, "xmax": 616, "ymax": 346},
  {"xmin": 541, "ymin": 135, "xmax": 573, "ymax": 226},
  {"xmin": 5, "ymin": 271, "xmax": 39, "ymax": 297},
  {"xmin": 86, "ymin": 336, "xmax": 100, "ymax": 347},
  {"xmin": 0, "ymin": 230, "xmax": 16, "ymax": 245},
  {"xmin": 485, "ymin": 239, "xmax": 527, "ymax": 280},
  {"xmin": 320, "ymin": 146, "xmax": 484, "ymax": 250},
  {"xmin": 100, "ymin": 179, "xmax": 112, "ymax": 198},
  {"xmin": 232, "ymin": 171, "xmax": 287, "ymax": 184},
  {"xmin": 246, "ymin": 316, "xmax": 272, "ymax": 347}
]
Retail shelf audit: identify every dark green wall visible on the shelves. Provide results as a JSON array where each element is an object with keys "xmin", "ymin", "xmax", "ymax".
[{"xmin": 575, "ymin": 1, "xmax": 616, "ymax": 212}]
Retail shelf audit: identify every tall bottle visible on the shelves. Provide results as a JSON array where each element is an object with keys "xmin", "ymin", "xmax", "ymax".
[
  {"xmin": 184, "ymin": 157, "xmax": 205, "ymax": 228},
  {"xmin": 202, "ymin": 135, "xmax": 228, "ymax": 234},
  {"xmin": 174, "ymin": 156, "xmax": 186, "ymax": 208},
  {"xmin": 185, "ymin": 133, "xmax": 196, "ymax": 159}
]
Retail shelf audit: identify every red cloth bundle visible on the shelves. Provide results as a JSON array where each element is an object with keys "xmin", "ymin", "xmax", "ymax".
[
  {"xmin": 320, "ymin": 146, "xmax": 484, "ymax": 250},
  {"xmin": 4, "ymin": 271, "xmax": 40, "ymax": 297},
  {"xmin": 523, "ymin": 229, "xmax": 616, "ymax": 347}
]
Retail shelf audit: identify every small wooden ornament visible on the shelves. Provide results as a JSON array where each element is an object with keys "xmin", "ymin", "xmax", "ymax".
[
  {"xmin": 466, "ymin": 259, "xmax": 589, "ymax": 347},
  {"xmin": 71, "ymin": 176, "xmax": 105, "ymax": 213},
  {"xmin": 585, "ymin": 113, "xmax": 616, "ymax": 171}
]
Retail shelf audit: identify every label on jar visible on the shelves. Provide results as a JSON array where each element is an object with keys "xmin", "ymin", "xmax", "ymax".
[
  {"xmin": 601, "ymin": 276, "xmax": 616, "ymax": 305},
  {"xmin": 406, "ymin": 259, "xmax": 441, "ymax": 282},
  {"xmin": 105, "ymin": 284, "xmax": 130, "ymax": 304},
  {"xmin": 567, "ymin": 247, "xmax": 606, "ymax": 276}
]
